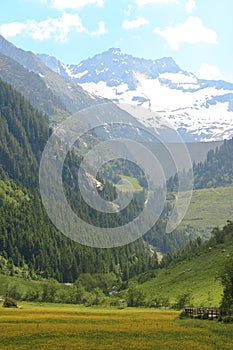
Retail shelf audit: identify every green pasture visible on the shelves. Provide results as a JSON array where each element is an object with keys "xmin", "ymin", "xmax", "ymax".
[
  {"xmin": 180, "ymin": 185, "xmax": 233, "ymax": 232},
  {"xmin": 0, "ymin": 304, "xmax": 233, "ymax": 349},
  {"xmin": 137, "ymin": 243, "xmax": 233, "ymax": 306},
  {"xmin": 115, "ymin": 175, "xmax": 143, "ymax": 192}
]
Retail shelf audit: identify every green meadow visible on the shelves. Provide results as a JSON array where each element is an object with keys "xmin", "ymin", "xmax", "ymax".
[
  {"xmin": 115, "ymin": 175, "xmax": 144, "ymax": 192},
  {"xmin": 136, "ymin": 243, "xmax": 230, "ymax": 306},
  {"xmin": 179, "ymin": 185, "xmax": 233, "ymax": 232},
  {"xmin": 0, "ymin": 304, "xmax": 233, "ymax": 349}
]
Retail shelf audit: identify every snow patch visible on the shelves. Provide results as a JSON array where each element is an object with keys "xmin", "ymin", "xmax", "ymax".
[{"xmin": 69, "ymin": 70, "xmax": 88, "ymax": 79}]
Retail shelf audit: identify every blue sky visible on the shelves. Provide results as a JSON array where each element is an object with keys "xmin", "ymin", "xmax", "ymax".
[{"xmin": 0, "ymin": 0, "xmax": 232, "ymax": 82}]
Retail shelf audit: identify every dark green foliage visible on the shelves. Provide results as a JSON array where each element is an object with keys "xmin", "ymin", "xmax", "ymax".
[
  {"xmin": 148, "ymin": 296, "xmax": 170, "ymax": 308},
  {"xmin": 179, "ymin": 310, "xmax": 188, "ymax": 319},
  {"xmin": 219, "ymin": 316, "xmax": 233, "ymax": 323},
  {"xmin": 167, "ymin": 138, "xmax": 233, "ymax": 191},
  {"xmin": 174, "ymin": 292, "xmax": 192, "ymax": 309},
  {"xmin": 220, "ymin": 254, "xmax": 233, "ymax": 310},
  {"xmin": 97, "ymin": 158, "xmax": 148, "ymax": 189},
  {"xmin": 5, "ymin": 281, "xmax": 25, "ymax": 300},
  {"xmin": 3, "ymin": 297, "xmax": 17, "ymax": 308},
  {"xmin": 0, "ymin": 78, "xmax": 159, "ymax": 282},
  {"xmin": 193, "ymin": 139, "xmax": 233, "ymax": 189},
  {"xmin": 74, "ymin": 272, "xmax": 121, "ymax": 294},
  {"xmin": 41, "ymin": 281, "xmax": 57, "ymax": 302},
  {"xmin": 0, "ymin": 179, "xmax": 157, "ymax": 282},
  {"xmin": 0, "ymin": 78, "xmax": 49, "ymax": 187},
  {"xmin": 201, "ymin": 312, "xmax": 209, "ymax": 320},
  {"xmin": 161, "ymin": 221, "xmax": 233, "ymax": 268},
  {"xmin": 126, "ymin": 283, "xmax": 146, "ymax": 307},
  {"xmin": 144, "ymin": 223, "xmax": 197, "ymax": 255},
  {"xmin": 134, "ymin": 270, "xmax": 157, "ymax": 284}
]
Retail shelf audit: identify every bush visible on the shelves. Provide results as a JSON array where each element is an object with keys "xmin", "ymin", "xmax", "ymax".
[
  {"xmin": 179, "ymin": 310, "xmax": 187, "ymax": 319},
  {"xmin": 5, "ymin": 282, "xmax": 23, "ymax": 300},
  {"xmin": 221, "ymin": 316, "xmax": 233, "ymax": 323},
  {"xmin": 174, "ymin": 292, "xmax": 192, "ymax": 309},
  {"xmin": 126, "ymin": 284, "xmax": 145, "ymax": 307},
  {"xmin": 3, "ymin": 297, "xmax": 17, "ymax": 308},
  {"xmin": 201, "ymin": 312, "xmax": 209, "ymax": 320},
  {"xmin": 137, "ymin": 271, "xmax": 156, "ymax": 284}
]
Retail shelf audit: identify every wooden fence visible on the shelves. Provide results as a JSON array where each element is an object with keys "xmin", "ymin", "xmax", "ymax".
[{"xmin": 184, "ymin": 307, "xmax": 233, "ymax": 318}]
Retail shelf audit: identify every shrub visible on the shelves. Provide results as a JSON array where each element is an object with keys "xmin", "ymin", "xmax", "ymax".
[
  {"xmin": 174, "ymin": 292, "xmax": 192, "ymax": 309},
  {"xmin": 179, "ymin": 310, "xmax": 187, "ymax": 319},
  {"xmin": 201, "ymin": 312, "xmax": 209, "ymax": 320},
  {"xmin": 3, "ymin": 297, "xmax": 17, "ymax": 308},
  {"xmin": 222, "ymin": 316, "xmax": 233, "ymax": 323}
]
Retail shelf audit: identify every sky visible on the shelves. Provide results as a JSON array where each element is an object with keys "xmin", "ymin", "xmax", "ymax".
[{"xmin": 0, "ymin": 0, "xmax": 233, "ymax": 82}]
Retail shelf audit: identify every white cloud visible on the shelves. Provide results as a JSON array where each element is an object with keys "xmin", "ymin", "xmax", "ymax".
[
  {"xmin": 90, "ymin": 21, "xmax": 107, "ymax": 36},
  {"xmin": 41, "ymin": 0, "xmax": 104, "ymax": 10},
  {"xmin": 0, "ymin": 13, "xmax": 106, "ymax": 43},
  {"xmin": 122, "ymin": 17, "xmax": 149, "ymax": 30},
  {"xmin": 197, "ymin": 63, "xmax": 222, "ymax": 80},
  {"xmin": 185, "ymin": 0, "xmax": 196, "ymax": 13},
  {"xmin": 124, "ymin": 5, "xmax": 133, "ymax": 17},
  {"xmin": 154, "ymin": 16, "xmax": 218, "ymax": 50},
  {"xmin": 0, "ymin": 22, "xmax": 26, "ymax": 38},
  {"xmin": 29, "ymin": 13, "xmax": 87, "ymax": 42},
  {"xmin": 135, "ymin": 0, "xmax": 179, "ymax": 6}
]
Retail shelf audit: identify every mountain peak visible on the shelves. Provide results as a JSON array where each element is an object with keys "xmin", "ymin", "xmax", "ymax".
[
  {"xmin": 108, "ymin": 48, "xmax": 122, "ymax": 55},
  {"xmin": 63, "ymin": 48, "xmax": 182, "ymax": 89},
  {"xmin": 37, "ymin": 47, "xmax": 233, "ymax": 142},
  {"xmin": 37, "ymin": 53, "xmax": 67, "ymax": 76}
]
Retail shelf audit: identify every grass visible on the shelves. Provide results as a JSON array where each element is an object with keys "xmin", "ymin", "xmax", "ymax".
[
  {"xmin": 0, "ymin": 304, "xmax": 232, "ymax": 349},
  {"xmin": 114, "ymin": 180, "xmax": 233, "ymax": 233},
  {"xmin": 136, "ymin": 242, "xmax": 233, "ymax": 306},
  {"xmin": 0, "ymin": 274, "xmax": 39, "ymax": 296},
  {"xmin": 115, "ymin": 175, "xmax": 143, "ymax": 192},
  {"xmin": 179, "ymin": 185, "xmax": 233, "ymax": 232}
]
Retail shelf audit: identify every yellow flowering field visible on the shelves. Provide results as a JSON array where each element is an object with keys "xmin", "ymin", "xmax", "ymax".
[{"xmin": 0, "ymin": 304, "xmax": 233, "ymax": 349}]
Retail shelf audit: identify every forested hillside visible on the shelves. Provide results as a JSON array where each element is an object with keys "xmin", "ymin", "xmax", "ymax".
[
  {"xmin": 0, "ymin": 78, "xmax": 158, "ymax": 282},
  {"xmin": 0, "ymin": 79, "xmax": 49, "ymax": 187},
  {"xmin": 0, "ymin": 34, "xmax": 98, "ymax": 114},
  {"xmin": 0, "ymin": 179, "xmax": 159, "ymax": 282},
  {"xmin": 167, "ymin": 137, "xmax": 233, "ymax": 191},
  {"xmin": 2, "ymin": 71, "xmax": 233, "ymax": 285},
  {"xmin": 193, "ymin": 138, "xmax": 233, "ymax": 189},
  {"xmin": 0, "ymin": 52, "xmax": 68, "ymax": 121},
  {"xmin": 126, "ymin": 221, "xmax": 233, "ymax": 307}
]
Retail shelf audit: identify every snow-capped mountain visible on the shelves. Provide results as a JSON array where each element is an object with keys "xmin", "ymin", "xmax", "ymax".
[{"xmin": 38, "ymin": 48, "xmax": 233, "ymax": 142}]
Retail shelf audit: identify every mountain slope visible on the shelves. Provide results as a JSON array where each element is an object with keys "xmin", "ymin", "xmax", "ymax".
[
  {"xmin": 193, "ymin": 138, "xmax": 233, "ymax": 188},
  {"xmin": 128, "ymin": 222, "xmax": 233, "ymax": 306},
  {"xmin": 0, "ymin": 78, "xmax": 159, "ymax": 282},
  {"xmin": 0, "ymin": 35, "xmax": 98, "ymax": 114},
  {"xmin": 39, "ymin": 48, "xmax": 233, "ymax": 141},
  {"xmin": 0, "ymin": 36, "xmax": 168, "ymax": 141},
  {"xmin": 0, "ymin": 78, "xmax": 49, "ymax": 187},
  {"xmin": 167, "ymin": 136, "xmax": 233, "ymax": 191},
  {"xmin": 0, "ymin": 52, "xmax": 69, "ymax": 122}
]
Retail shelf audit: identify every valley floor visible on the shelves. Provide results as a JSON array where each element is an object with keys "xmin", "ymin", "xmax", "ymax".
[{"xmin": 0, "ymin": 303, "xmax": 233, "ymax": 349}]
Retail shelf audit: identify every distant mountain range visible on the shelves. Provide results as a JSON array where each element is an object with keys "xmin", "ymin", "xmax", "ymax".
[
  {"xmin": 1, "ymin": 33, "xmax": 232, "ymax": 142},
  {"xmin": 0, "ymin": 35, "xmax": 160, "ymax": 142},
  {"xmin": 38, "ymin": 48, "xmax": 233, "ymax": 142},
  {"xmin": 0, "ymin": 34, "xmax": 98, "ymax": 117}
]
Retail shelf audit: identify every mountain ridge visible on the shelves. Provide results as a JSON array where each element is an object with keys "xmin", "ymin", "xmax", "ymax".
[
  {"xmin": 38, "ymin": 48, "xmax": 233, "ymax": 142},
  {"xmin": 0, "ymin": 34, "xmax": 99, "ymax": 115},
  {"xmin": 0, "ymin": 51, "xmax": 69, "ymax": 121}
]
